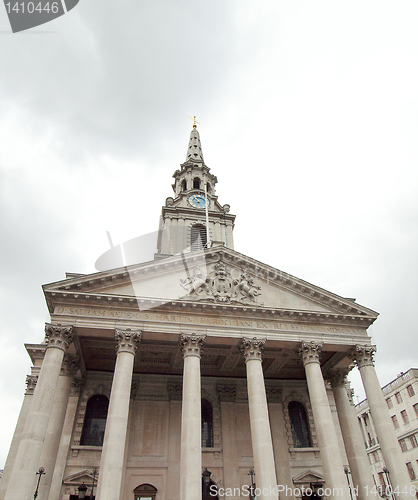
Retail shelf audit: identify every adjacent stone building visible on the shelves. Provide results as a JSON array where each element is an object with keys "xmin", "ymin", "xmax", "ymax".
[
  {"xmin": 356, "ymin": 368, "xmax": 418, "ymax": 495},
  {"xmin": 1, "ymin": 124, "xmax": 414, "ymax": 500}
]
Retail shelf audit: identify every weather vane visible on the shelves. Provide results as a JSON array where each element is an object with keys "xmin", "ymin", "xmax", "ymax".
[{"xmin": 188, "ymin": 115, "xmax": 200, "ymax": 129}]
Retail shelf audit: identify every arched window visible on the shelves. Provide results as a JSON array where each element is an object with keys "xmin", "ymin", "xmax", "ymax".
[
  {"xmin": 206, "ymin": 182, "xmax": 211, "ymax": 194},
  {"xmin": 202, "ymin": 399, "xmax": 214, "ymax": 447},
  {"xmin": 191, "ymin": 225, "xmax": 207, "ymax": 252},
  {"xmin": 80, "ymin": 394, "xmax": 109, "ymax": 446},
  {"xmin": 181, "ymin": 179, "xmax": 187, "ymax": 192},
  {"xmin": 288, "ymin": 401, "xmax": 312, "ymax": 448},
  {"xmin": 193, "ymin": 177, "xmax": 201, "ymax": 189},
  {"xmin": 133, "ymin": 484, "xmax": 157, "ymax": 500}
]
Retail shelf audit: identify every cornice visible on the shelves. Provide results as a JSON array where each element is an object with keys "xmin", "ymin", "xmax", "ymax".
[
  {"xmin": 161, "ymin": 202, "xmax": 235, "ymax": 221},
  {"xmin": 44, "ymin": 289, "xmax": 375, "ymax": 327}
]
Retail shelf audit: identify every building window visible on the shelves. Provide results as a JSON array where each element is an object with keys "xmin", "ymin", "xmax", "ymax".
[
  {"xmin": 201, "ymin": 399, "xmax": 214, "ymax": 448},
  {"xmin": 80, "ymin": 394, "xmax": 109, "ymax": 446},
  {"xmin": 191, "ymin": 224, "xmax": 207, "ymax": 251},
  {"xmin": 386, "ymin": 397, "xmax": 393, "ymax": 409},
  {"xmin": 410, "ymin": 435, "xmax": 418, "ymax": 448},
  {"xmin": 395, "ymin": 392, "xmax": 403, "ymax": 404},
  {"xmin": 391, "ymin": 415, "xmax": 399, "ymax": 429},
  {"xmin": 181, "ymin": 179, "xmax": 187, "ymax": 192},
  {"xmin": 206, "ymin": 182, "xmax": 211, "ymax": 194},
  {"xmin": 400, "ymin": 439, "xmax": 408, "ymax": 452},
  {"xmin": 288, "ymin": 401, "xmax": 313, "ymax": 448},
  {"xmin": 401, "ymin": 410, "xmax": 409, "ymax": 424},
  {"xmin": 407, "ymin": 385, "xmax": 415, "ymax": 397},
  {"xmin": 406, "ymin": 463, "xmax": 416, "ymax": 480},
  {"xmin": 414, "ymin": 403, "xmax": 418, "ymax": 418},
  {"xmin": 193, "ymin": 177, "xmax": 201, "ymax": 189}
]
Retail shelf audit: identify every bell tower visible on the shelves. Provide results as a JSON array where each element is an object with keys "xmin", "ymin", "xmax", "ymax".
[{"xmin": 156, "ymin": 122, "xmax": 235, "ymax": 258}]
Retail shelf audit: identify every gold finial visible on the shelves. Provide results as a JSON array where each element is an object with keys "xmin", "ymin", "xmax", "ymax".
[{"xmin": 188, "ymin": 115, "xmax": 200, "ymax": 129}]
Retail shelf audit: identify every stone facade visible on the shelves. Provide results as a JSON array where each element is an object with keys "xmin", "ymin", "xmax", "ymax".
[
  {"xmin": 1, "ymin": 126, "xmax": 413, "ymax": 500},
  {"xmin": 356, "ymin": 368, "xmax": 418, "ymax": 495}
]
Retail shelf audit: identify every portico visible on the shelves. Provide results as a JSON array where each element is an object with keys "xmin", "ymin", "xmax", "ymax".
[{"xmin": 2, "ymin": 126, "xmax": 404, "ymax": 500}]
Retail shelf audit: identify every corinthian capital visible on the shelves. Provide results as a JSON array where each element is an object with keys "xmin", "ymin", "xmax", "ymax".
[
  {"xmin": 115, "ymin": 329, "xmax": 142, "ymax": 355},
  {"xmin": 45, "ymin": 323, "xmax": 73, "ymax": 352},
  {"xmin": 61, "ymin": 354, "xmax": 80, "ymax": 377},
  {"xmin": 299, "ymin": 341, "xmax": 323, "ymax": 366},
  {"xmin": 240, "ymin": 337, "xmax": 266, "ymax": 362},
  {"xmin": 350, "ymin": 344, "xmax": 376, "ymax": 369},
  {"xmin": 180, "ymin": 333, "xmax": 206, "ymax": 358},
  {"xmin": 25, "ymin": 375, "xmax": 38, "ymax": 395},
  {"xmin": 325, "ymin": 367, "xmax": 353, "ymax": 388}
]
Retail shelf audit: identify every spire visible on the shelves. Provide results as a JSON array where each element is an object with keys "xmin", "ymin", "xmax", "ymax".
[{"xmin": 185, "ymin": 122, "xmax": 204, "ymax": 163}]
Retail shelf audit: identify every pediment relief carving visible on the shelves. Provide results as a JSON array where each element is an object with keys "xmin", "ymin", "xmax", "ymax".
[{"xmin": 180, "ymin": 260, "xmax": 263, "ymax": 305}]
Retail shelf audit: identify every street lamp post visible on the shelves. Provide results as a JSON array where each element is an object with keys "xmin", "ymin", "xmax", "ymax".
[
  {"xmin": 344, "ymin": 467, "xmax": 353, "ymax": 500},
  {"xmin": 78, "ymin": 483, "xmax": 88, "ymax": 499},
  {"xmin": 33, "ymin": 467, "xmax": 45, "ymax": 500},
  {"xmin": 90, "ymin": 467, "xmax": 98, "ymax": 499},
  {"xmin": 248, "ymin": 468, "xmax": 256, "ymax": 500},
  {"xmin": 202, "ymin": 468, "xmax": 212, "ymax": 498}
]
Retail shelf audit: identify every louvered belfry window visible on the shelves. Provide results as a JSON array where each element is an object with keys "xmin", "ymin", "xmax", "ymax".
[{"xmin": 191, "ymin": 224, "xmax": 207, "ymax": 251}]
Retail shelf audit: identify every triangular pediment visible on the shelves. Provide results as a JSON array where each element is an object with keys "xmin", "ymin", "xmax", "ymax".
[
  {"xmin": 43, "ymin": 247, "xmax": 378, "ymax": 325},
  {"xmin": 293, "ymin": 469, "xmax": 325, "ymax": 485},
  {"xmin": 63, "ymin": 469, "xmax": 98, "ymax": 485}
]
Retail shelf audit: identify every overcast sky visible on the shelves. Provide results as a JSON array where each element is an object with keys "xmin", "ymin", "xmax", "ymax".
[{"xmin": 1, "ymin": 1, "xmax": 418, "ymax": 468}]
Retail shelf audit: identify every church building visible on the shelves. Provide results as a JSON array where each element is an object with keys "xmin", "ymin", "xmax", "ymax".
[{"xmin": 0, "ymin": 124, "xmax": 414, "ymax": 500}]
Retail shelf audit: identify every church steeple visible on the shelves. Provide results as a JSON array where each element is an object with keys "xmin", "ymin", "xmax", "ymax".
[
  {"xmin": 185, "ymin": 125, "xmax": 204, "ymax": 163},
  {"xmin": 155, "ymin": 124, "xmax": 236, "ymax": 259}
]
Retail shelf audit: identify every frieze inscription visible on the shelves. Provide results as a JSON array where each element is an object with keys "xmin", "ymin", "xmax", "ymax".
[{"xmin": 53, "ymin": 306, "xmax": 365, "ymax": 336}]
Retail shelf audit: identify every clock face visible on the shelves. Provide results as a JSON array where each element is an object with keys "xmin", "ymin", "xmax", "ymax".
[{"xmin": 188, "ymin": 194, "xmax": 209, "ymax": 209}]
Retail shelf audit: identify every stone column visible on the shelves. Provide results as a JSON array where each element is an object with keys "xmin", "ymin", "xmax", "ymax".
[
  {"xmin": 266, "ymin": 388, "xmax": 293, "ymax": 495},
  {"xmin": 327, "ymin": 368, "xmax": 375, "ymax": 500},
  {"xmin": 179, "ymin": 333, "xmax": 206, "ymax": 500},
  {"xmin": 299, "ymin": 341, "xmax": 351, "ymax": 500},
  {"xmin": 240, "ymin": 338, "xmax": 277, "ymax": 500},
  {"xmin": 95, "ymin": 329, "xmax": 141, "ymax": 500},
  {"xmin": 4, "ymin": 324, "xmax": 73, "ymax": 500},
  {"xmin": 0, "ymin": 375, "xmax": 37, "ymax": 498},
  {"xmin": 48, "ymin": 379, "xmax": 82, "ymax": 500},
  {"xmin": 352, "ymin": 345, "xmax": 414, "ymax": 499},
  {"xmin": 217, "ymin": 385, "xmax": 240, "ymax": 494},
  {"xmin": 38, "ymin": 355, "xmax": 79, "ymax": 500}
]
